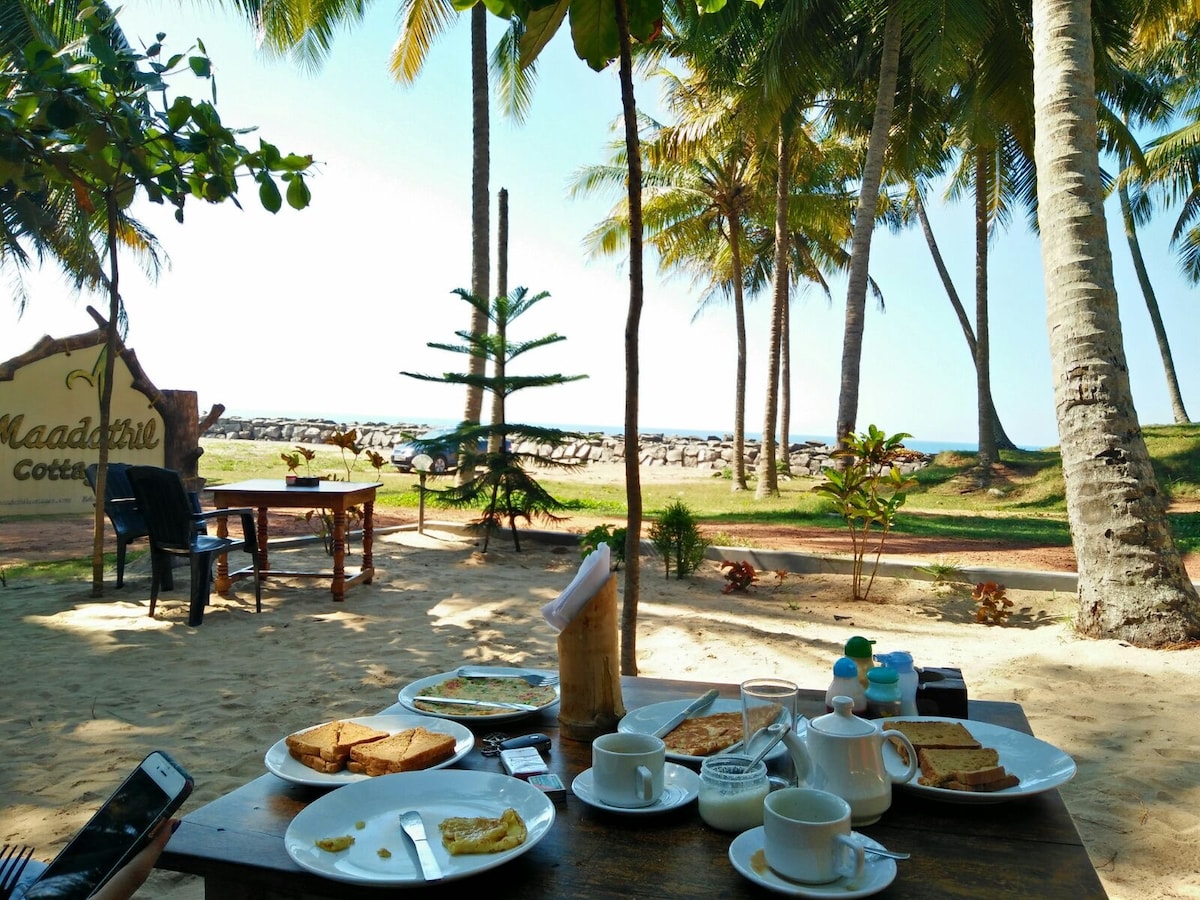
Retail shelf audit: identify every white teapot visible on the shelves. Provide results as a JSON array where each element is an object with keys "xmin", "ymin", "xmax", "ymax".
[{"xmin": 780, "ymin": 696, "xmax": 918, "ymax": 826}]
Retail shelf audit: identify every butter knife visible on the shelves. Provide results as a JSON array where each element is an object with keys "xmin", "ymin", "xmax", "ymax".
[
  {"xmin": 652, "ymin": 689, "xmax": 720, "ymax": 738},
  {"xmin": 412, "ymin": 695, "xmax": 539, "ymax": 711},
  {"xmin": 399, "ymin": 810, "xmax": 442, "ymax": 881}
]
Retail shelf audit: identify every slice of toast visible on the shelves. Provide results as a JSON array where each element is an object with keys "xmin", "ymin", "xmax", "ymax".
[
  {"xmin": 883, "ymin": 720, "xmax": 982, "ymax": 766},
  {"xmin": 286, "ymin": 720, "xmax": 389, "ymax": 773},
  {"xmin": 950, "ymin": 765, "xmax": 1009, "ymax": 786},
  {"xmin": 347, "ymin": 727, "xmax": 457, "ymax": 776},
  {"xmin": 944, "ymin": 773, "xmax": 1020, "ymax": 792},
  {"xmin": 917, "ymin": 747, "xmax": 1001, "ymax": 787}
]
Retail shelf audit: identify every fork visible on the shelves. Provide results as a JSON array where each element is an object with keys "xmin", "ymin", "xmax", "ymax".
[
  {"xmin": 455, "ymin": 667, "xmax": 559, "ymax": 687},
  {"xmin": 0, "ymin": 844, "xmax": 34, "ymax": 900}
]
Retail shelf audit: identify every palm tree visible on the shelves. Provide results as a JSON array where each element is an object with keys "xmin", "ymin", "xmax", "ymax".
[{"xmin": 1031, "ymin": 0, "xmax": 1199, "ymax": 645}]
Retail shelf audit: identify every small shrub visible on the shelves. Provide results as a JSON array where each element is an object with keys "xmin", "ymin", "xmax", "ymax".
[
  {"xmin": 580, "ymin": 524, "xmax": 627, "ymax": 570},
  {"xmin": 972, "ymin": 581, "xmax": 1013, "ymax": 624},
  {"xmin": 915, "ymin": 560, "xmax": 966, "ymax": 586},
  {"xmin": 648, "ymin": 500, "xmax": 710, "ymax": 579},
  {"xmin": 720, "ymin": 560, "xmax": 758, "ymax": 593},
  {"xmin": 771, "ymin": 569, "xmax": 789, "ymax": 590}
]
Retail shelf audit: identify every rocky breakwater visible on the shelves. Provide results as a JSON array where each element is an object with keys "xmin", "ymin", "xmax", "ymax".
[{"xmin": 203, "ymin": 417, "xmax": 932, "ymax": 477}]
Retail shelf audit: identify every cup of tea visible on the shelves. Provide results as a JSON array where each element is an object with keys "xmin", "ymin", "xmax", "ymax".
[
  {"xmin": 763, "ymin": 787, "xmax": 865, "ymax": 884},
  {"xmin": 591, "ymin": 732, "xmax": 666, "ymax": 808}
]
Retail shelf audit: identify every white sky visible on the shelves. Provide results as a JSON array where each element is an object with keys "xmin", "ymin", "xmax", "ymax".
[{"xmin": 2, "ymin": 2, "xmax": 1196, "ymax": 449}]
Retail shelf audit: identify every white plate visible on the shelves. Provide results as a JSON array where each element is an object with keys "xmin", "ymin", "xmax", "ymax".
[
  {"xmin": 882, "ymin": 715, "xmax": 1076, "ymax": 803},
  {"xmin": 618, "ymin": 699, "xmax": 796, "ymax": 764},
  {"xmin": 571, "ymin": 762, "xmax": 701, "ymax": 815},
  {"xmin": 729, "ymin": 827, "xmax": 897, "ymax": 898},
  {"xmin": 265, "ymin": 715, "xmax": 474, "ymax": 787},
  {"xmin": 285, "ymin": 770, "xmax": 555, "ymax": 885},
  {"xmin": 398, "ymin": 667, "xmax": 560, "ymax": 723}
]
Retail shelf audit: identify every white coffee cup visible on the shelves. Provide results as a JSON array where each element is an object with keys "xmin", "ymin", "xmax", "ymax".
[
  {"xmin": 591, "ymin": 732, "xmax": 666, "ymax": 808},
  {"xmin": 763, "ymin": 788, "xmax": 866, "ymax": 884}
]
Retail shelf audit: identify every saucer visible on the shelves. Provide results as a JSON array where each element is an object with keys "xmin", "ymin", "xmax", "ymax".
[
  {"xmin": 571, "ymin": 762, "xmax": 701, "ymax": 814},
  {"xmin": 728, "ymin": 827, "xmax": 897, "ymax": 898}
]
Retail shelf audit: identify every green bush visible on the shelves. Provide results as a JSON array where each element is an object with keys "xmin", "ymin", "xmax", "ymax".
[
  {"xmin": 648, "ymin": 500, "xmax": 710, "ymax": 579},
  {"xmin": 580, "ymin": 524, "xmax": 627, "ymax": 570}
]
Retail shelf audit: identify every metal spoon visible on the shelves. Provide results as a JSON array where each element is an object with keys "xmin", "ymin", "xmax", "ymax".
[
  {"xmin": 741, "ymin": 723, "xmax": 789, "ymax": 771},
  {"xmin": 864, "ymin": 846, "xmax": 911, "ymax": 860}
]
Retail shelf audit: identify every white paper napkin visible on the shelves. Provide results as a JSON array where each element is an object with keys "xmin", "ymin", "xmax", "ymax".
[{"xmin": 541, "ymin": 544, "xmax": 611, "ymax": 632}]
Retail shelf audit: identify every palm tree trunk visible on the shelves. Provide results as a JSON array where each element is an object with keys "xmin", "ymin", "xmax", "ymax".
[
  {"xmin": 974, "ymin": 149, "xmax": 997, "ymax": 470},
  {"xmin": 756, "ymin": 124, "xmax": 789, "ymax": 499},
  {"xmin": 780, "ymin": 291, "xmax": 792, "ymax": 475},
  {"xmin": 1118, "ymin": 182, "xmax": 1191, "ymax": 424},
  {"xmin": 912, "ymin": 189, "xmax": 1017, "ymax": 450},
  {"xmin": 1032, "ymin": 0, "xmax": 1199, "ymax": 646},
  {"xmin": 729, "ymin": 214, "xmax": 748, "ymax": 491},
  {"xmin": 489, "ymin": 187, "xmax": 508, "ymax": 453},
  {"xmin": 835, "ymin": 7, "xmax": 903, "ymax": 448},
  {"xmin": 460, "ymin": 4, "xmax": 490, "ymax": 482},
  {"xmin": 615, "ymin": 0, "xmax": 644, "ymax": 676}
]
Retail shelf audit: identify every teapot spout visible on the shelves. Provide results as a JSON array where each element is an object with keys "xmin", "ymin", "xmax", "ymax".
[{"xmin": 781, "ymin": 728, "xmax": 813, "ymax": 787}]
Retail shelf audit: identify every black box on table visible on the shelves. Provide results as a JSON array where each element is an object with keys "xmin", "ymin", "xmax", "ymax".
[{"xmin": 915, "ymin": 667, "xmax": 968, "ymax": 719}]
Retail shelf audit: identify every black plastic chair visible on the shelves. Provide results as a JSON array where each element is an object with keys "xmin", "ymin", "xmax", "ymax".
[
  {"xmin": 126, "ymin": 466, "xmax": 262, "ymax": 626},
  {"xmin": 84, "ymin": 462, "xmax": 151, "ymax": 590}
]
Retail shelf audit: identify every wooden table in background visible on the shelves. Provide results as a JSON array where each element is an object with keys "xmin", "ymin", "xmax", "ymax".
[
  {"xmin": 158, "ymin": 677, "xmax": 1106, "ymax": 899},
  {"xmin": 207, "ymin": 479, "xmax": 382, "ymax": 602}
]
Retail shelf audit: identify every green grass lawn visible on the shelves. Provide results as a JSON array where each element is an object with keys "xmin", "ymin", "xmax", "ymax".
[{"xmin": 197, "ymin": 423, "xmax": 1200, "ymax": 556}]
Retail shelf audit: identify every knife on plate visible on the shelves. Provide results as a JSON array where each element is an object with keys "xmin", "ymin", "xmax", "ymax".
[
  {"xmin": 413, "ymin": 696, "xmax": 539, "ymax": 711},
  {"xmin": 652, "ymin": 689, "xmax": 720, "ymax": 738},
  {"xmin": 399, "ymin": 811, "xmax": 442, "ymax": 881}
]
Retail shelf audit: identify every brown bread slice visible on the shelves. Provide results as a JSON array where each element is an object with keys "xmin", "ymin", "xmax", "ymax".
[
  {"xmin": 917, "ymin": 747, "xmax": 1001, "ymax": 787},
  {"xmin": 944, "ymin": 773, "xmax": 1020, "ymax": 792},
  {"xmin": 950, "ymin": 765, "xmax": 1010, "ymax": 786},
  {"xmin": 884, "ymin": 720, "xmax": 982, "ymax": 766},
  {"xmin": 348, "ymin": 730, "xmax": 417, "ymax": 776},
  {"xmin": 286, "ymin": 720, "xmax": 389, "ymax": 773},
  {"xmin": 402, "ymin": 728, "xmax": 457, "ymax": 771}
]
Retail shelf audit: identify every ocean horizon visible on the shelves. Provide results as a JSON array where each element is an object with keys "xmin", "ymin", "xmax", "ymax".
[{"xmin": 218, "ymin": 408, "xmax": 1012, "ymax": 456}]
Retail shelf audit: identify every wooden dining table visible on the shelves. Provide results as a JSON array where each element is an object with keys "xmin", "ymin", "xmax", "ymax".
[
  {"xmin": 207, "ymin": 479, "xmax": 382, "ymax": 602},
  {"xmin": 157, "ymin": 676, "xmax": 1107, "ymax": 899}
]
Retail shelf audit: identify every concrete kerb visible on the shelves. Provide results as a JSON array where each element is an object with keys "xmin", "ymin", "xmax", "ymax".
[{"xmin": 339, "ymin": 521, "xmax": 1080, "ymax": 595}]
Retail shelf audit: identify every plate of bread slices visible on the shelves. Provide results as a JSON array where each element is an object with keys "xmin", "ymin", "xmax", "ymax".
[
  {"xmin": 266, "ymin": 715, "xmax": 474, "ymax": 787},
  {"xmin": 881, "ymin": 716, "xmax": 1076, "ymax": 803}
]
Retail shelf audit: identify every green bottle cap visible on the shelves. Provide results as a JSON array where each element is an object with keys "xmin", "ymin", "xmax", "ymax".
[{"xmin": 844, "ymin": 636, "xmax": 875, "ymax": 659}]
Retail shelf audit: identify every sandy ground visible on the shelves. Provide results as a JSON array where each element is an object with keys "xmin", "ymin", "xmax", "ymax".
[{"xmin": 1, "ymin": 464, "xmax": 1198, "ymax": 899}]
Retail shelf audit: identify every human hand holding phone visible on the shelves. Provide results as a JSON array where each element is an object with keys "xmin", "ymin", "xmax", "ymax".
[{"xmin": 24, "ymin": 752, "xmax": 192, "ymax": 899}]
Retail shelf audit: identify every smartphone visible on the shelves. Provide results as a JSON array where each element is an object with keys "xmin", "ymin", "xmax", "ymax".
[{"xmin": 24, "ymin": 751, "xmax": 193, "ymax": 899}]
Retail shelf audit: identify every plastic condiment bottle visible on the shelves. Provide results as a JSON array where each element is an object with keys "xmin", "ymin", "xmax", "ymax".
[
  {"xmin": 825, "ymin": 657, "xmax": 867, "ymax": 713},
  {"xmin": 844, "ymin": 636, "xmax": 876, "ymax": 688},
  {"xmin": 865, "ymin": 667, "xmax": 903, "ymax": 718},
  {"xmin": 876, "ymin": 651, "xmax": 919, "ymax": 716}
]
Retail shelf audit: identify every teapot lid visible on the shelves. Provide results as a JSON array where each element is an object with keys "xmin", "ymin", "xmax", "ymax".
[{"xmin": 811, "ymin": 696, "xmax": 875, "ymax": 735}]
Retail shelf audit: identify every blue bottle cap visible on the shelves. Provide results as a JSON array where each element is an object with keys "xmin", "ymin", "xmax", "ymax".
[
  {"xmin": 832, "ymin": 657, "xmax": 858, "ymax": 678},
  {"xmin": 876, "ymin": 651, "xmax": 915, "ymax": 672},
  {"xmin": 867, "ymin": 667, "xmax": 899, "ymax": 684}
]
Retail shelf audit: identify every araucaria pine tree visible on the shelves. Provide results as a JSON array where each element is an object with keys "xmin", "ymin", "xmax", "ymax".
[{"xmin": 401, "ymin": 287, "xmax": 587, "ymax": 551}]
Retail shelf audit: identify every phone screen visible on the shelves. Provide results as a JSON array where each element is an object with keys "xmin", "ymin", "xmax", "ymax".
[{"xmin": 26, "ymin": 753, "xmax": 191, "ymax": 899}]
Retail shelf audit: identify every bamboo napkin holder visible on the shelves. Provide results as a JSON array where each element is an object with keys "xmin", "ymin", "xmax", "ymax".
[{"xmin": 556, "ymin": 572, "xmax": 625, "ymax": 742}]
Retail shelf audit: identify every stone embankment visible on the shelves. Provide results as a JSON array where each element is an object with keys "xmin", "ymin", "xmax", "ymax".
[{"xmin": 203, "ymin": 417, "xmax": 932, "ymax": 477}]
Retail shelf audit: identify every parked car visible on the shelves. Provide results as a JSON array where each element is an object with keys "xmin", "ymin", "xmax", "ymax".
[{"xmin": 391, "ymin": 428, "xmax": 487, "ymax": 474}]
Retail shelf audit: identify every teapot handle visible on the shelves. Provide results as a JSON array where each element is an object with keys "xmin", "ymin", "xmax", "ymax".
[{"xmin": 881, "ymin": 731, "xmax": 919, "ymax": 783}]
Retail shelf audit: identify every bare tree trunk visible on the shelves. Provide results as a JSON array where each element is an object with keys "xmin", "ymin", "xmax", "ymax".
[
  {"xmin": 1032, "ymin": 0, "xmax": 1199, "ymax": 645},
  {"xmin": 616, "ymin": 0, "xmax": 644, "ymax": 676},
  {"xmin": 489, "ymin": 187, "xmax": 509, "ymax": 453},
  {"xmin": 756, "ymin": 124, "xmax": 789, "ymax": 499},
  {"xmin": 913, "ymin": 190, "xmax": 1017, "ymax": 450},
  {"xmin": 836, "ymin": 8, "xmax": 903, "ymax": 448},
  {"xmin": 730, "ymin": 215, "xmax": 748, "ymax": 491},
  {"xmin": 91, "ymin": 193, "xmax": 121, "ymax": 598},
  {"xmin": 780, "ymin": 292, "xmax": 792, "ymax": 475},
  {"xmin": 1118, "ymin": 181, "xmax": 1191, "ymax": 424},
  {"xmin": 460, "ymin": 3, "xmax": 490, "ymax": 483},
  {"xmin": 975, "ymin": 150, "xmax": 997, "ymax": 470}
]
